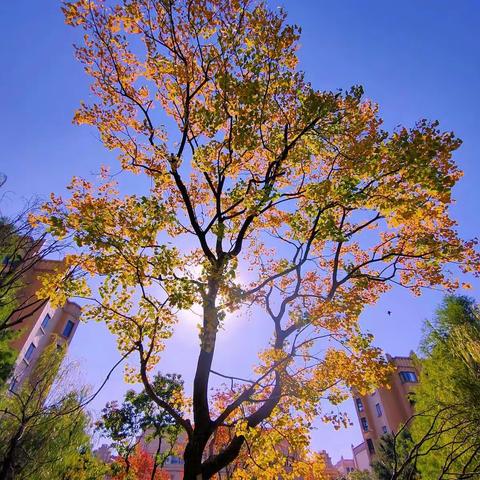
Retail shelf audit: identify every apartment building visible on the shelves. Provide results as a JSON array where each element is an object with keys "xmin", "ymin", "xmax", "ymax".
[
  {"xmin": 351, "ymin": 354, "xmax": 419, "ymax": 470},
  {"xmin": 334, "ymin": 456, "xmax": 356, "ymax": 476},
  {"xmin": 7, "ymin": 256, "xmax": 81, "ymax": 391}
]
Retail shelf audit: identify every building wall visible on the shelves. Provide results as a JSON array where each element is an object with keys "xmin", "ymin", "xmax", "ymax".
[
  {"xmin": 8, "ymin": 257, "xmax": 81, "ymax": 391},
  {"xmin": 140, "ymin": 432, "xmax": 187, "ymax": 480},
  {"xmin": 334, "ymin": 456, "xmax": 356, "ymax": 476},
  {"xmin": 352, "ymin": 442, "xmax": 370, "ymax": 472},
  {"xmin": 352, "ymin": 354, "xmax": 420, "ymax": 467}
]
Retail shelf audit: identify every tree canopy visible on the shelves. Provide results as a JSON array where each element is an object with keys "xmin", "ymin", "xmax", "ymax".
[
  {"xmin": 365, "ymin": 297, "xmax": 480, "ymax": 480},
  {"xmin": 0, "ymin": 344, "xmax": 99, "ymax": 479},
  {"xmin": 110, "ymin": 445, "xmax": 170, "ymax": 480},
  {"xmin": 96, "ymin": 373, "xmax": 183, "ymax": 478},
  {"xmin": 409, "ymin": 296, "xmax": 480, "ymax": 479},
  {"xmin": 34, "ymin": 1, "xmax": 479, "ymax": 478},
  {"xmin": 371, "ymin": 431, "xmax": 418, "ymax": 480}
]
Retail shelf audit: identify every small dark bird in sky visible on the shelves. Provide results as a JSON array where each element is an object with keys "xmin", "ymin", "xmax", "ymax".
[{"xmin": 387, "ymin": 311, "xmax": 392, "ymax": 316}]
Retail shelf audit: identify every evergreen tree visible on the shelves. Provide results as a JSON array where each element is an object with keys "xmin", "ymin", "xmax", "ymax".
[
  {"xmin": 0, "ymin": 343, "xmax": 98, "ymax": 479},
  {"xmin": 345, "ymin": 471, "xmax": 375, "ymax": 480},
  {"xmin": 410, "ymin": 296, "xmax": 480, "ymax": 478},
  {"xmin": 371, "ymin": 431, "xmax": 418, "ymax": 480},
  {"xmin": 0, "ymin": 329, "xmax": 17, "ymax": 387}
]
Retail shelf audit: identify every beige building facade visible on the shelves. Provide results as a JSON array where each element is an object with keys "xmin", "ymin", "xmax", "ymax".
[
  {"xmin": 139, "ymin": 433, "xmax": 186, "ymax": 480},
  {"xmin": 351, "ymin": 354, "xmax": 419, "ymax": 470},
  {"xmin": 334, "ymin": 456, "xmax": 356, "ymax": 476},
  {"xmin": 8, "ymin": 257, "xmax": 81, "ymax": 391}
]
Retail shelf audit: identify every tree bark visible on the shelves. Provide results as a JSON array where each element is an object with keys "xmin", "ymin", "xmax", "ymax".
[
  {"xmin": 183, "ymin": 438, "xmax": 206, "ymax": 480},
  {"xmin": 183, "ymin": 272, "xmax": 222, "ymax": 479},
  {"xmin": 0, "ymin": 424, "xmax": 24, "ymax": 480}
]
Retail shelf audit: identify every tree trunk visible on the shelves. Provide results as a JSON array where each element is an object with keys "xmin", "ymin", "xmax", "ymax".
[
  {"xmin": 183, "ymin": 440, "xmax": 205, "ymax": 480},
  {"xmin": 150, "ymin": 437, "xmax": 162, "ymax": 480},
  {"xmin": 184, "ymin": 275, "xmax": 221, "ymax": 480},
  {"xmin": 0, "ymin": 425, "xmax": 24, "ymax": 480}
]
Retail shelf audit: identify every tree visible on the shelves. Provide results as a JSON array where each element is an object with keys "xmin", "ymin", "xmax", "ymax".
[
  {"xmin": 0, "ymin": 195, "xmax": 67, "ymax": 386},
  {"xmin": 0, "ymin": 203, "xmax": 65, "ymax": 334},
  {"xmin": 407, "ymin": 296, "xmax": 480, "ymax": 479},
  {"xmin": 371, "ymin": 431, "xmax": 418, "ymax": 480},
  {"xmin": 344, "ymin": 471, "xmax": 374, "ymax": 480},
  {"xmin": 0, "ymin": 329, "xmax": 17, "ymax": 388},
  {"xmin": 111, "ymin": 445, "xmax": 170, "ymax": 480},
  {"xmin": 96, "ymin": 373, "xmax": 183, "ymax": 478},
  {"xmin": 207, "ymin": 388, "xmax": 336, "ymax": 480},
  {"xmin": 370, "ymin": 297, "xmax": 480, "ymax": 480},
  {"xmin": 36, "ymin": 1, "xmax": 479, "ymax": 478},
  {"xmin": 0, "ymin": 343, "xmax": 94, "ymax": 479},
  {"xmin": 209, "ymin": 404, "xmax": 311, "ymax": 479},
  {"xmin": 299, "ymin": 451, "xmax": 337, "ymax": 480},
  {"xmin": 59, "ymin": 447, "xmax": 111, "ymax": 480}
]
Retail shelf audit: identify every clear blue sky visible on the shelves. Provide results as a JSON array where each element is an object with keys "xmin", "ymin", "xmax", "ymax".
[{"xmin": 1, "ymin": 0, "xmax": 479, "ymax": 461}]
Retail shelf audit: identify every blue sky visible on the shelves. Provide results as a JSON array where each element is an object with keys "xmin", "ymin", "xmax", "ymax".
[{"xmin": 1, "ymin": 0, "xmax": 479, "ymax": 462}]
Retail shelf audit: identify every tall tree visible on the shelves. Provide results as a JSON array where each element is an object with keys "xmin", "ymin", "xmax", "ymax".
[
  {"xmin": 344, "ymin": 472, "xmax": 374, "ymax": 480},
  {"xmin": 408, "ymin": 296, "xmax": 480, "ymax": 479},
  {"xmin": 371, "ymin": 431, "xmax": 419, "ymax": 480},
  {"xmin": 0, "ymin": 344, "xmax": 94, "ymax": 479},
  {"xmin": 0, "ymin": 329, "xmax": 17, "ymax": 387},
  {"xmin": 36, "ymin": 1, "xmax": 479, "ymax": 478}
]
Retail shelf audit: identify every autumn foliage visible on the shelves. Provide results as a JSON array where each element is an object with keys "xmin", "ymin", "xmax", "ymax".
[
  {"xmin": 111, "ymin": 445, "xmax": 169, "ymax": 480},
  {"xmin": 34, "ymin": 0, "xmax": 480, "ymax": 478}
]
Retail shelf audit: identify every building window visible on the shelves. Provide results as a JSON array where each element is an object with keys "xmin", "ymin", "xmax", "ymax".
[
  {"xmin": 168, "ymin": 456, "xmax": 183, "ymax": 465},
  {"xmin": 355, "ymin": 398, "xmax": 364, "ymax": 412},
  {"xmin": 361, "ymin": 417, "xmax": 369, "ymax": 432},
  {"xmin": 25, "ymin": 342, "xmax": 36, "ymax": 362},
  {"xmin": 62, "ymin": 320, "xmax": 75, "ymax": 338},
  {"xmin": 382, "ymin": 425, "xmax": 388, "ymax": 434},
  {"xmin": 367, "ymin": 439, "xmax": 375, "ymax": 455},
  {"xmin": 399, "ymin": 371, "xmax": 418, "ymax": 383},
  {"xmin": 9, "ymin": 377, "xmax": 18, "ymax": 393},
  {"xmin": 375, "ymin": 403, "xmax": 382, "ymax": 417},
  {"xmin": 41, "ymin": 313, "xmax": 51, "ymax": 330}
]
